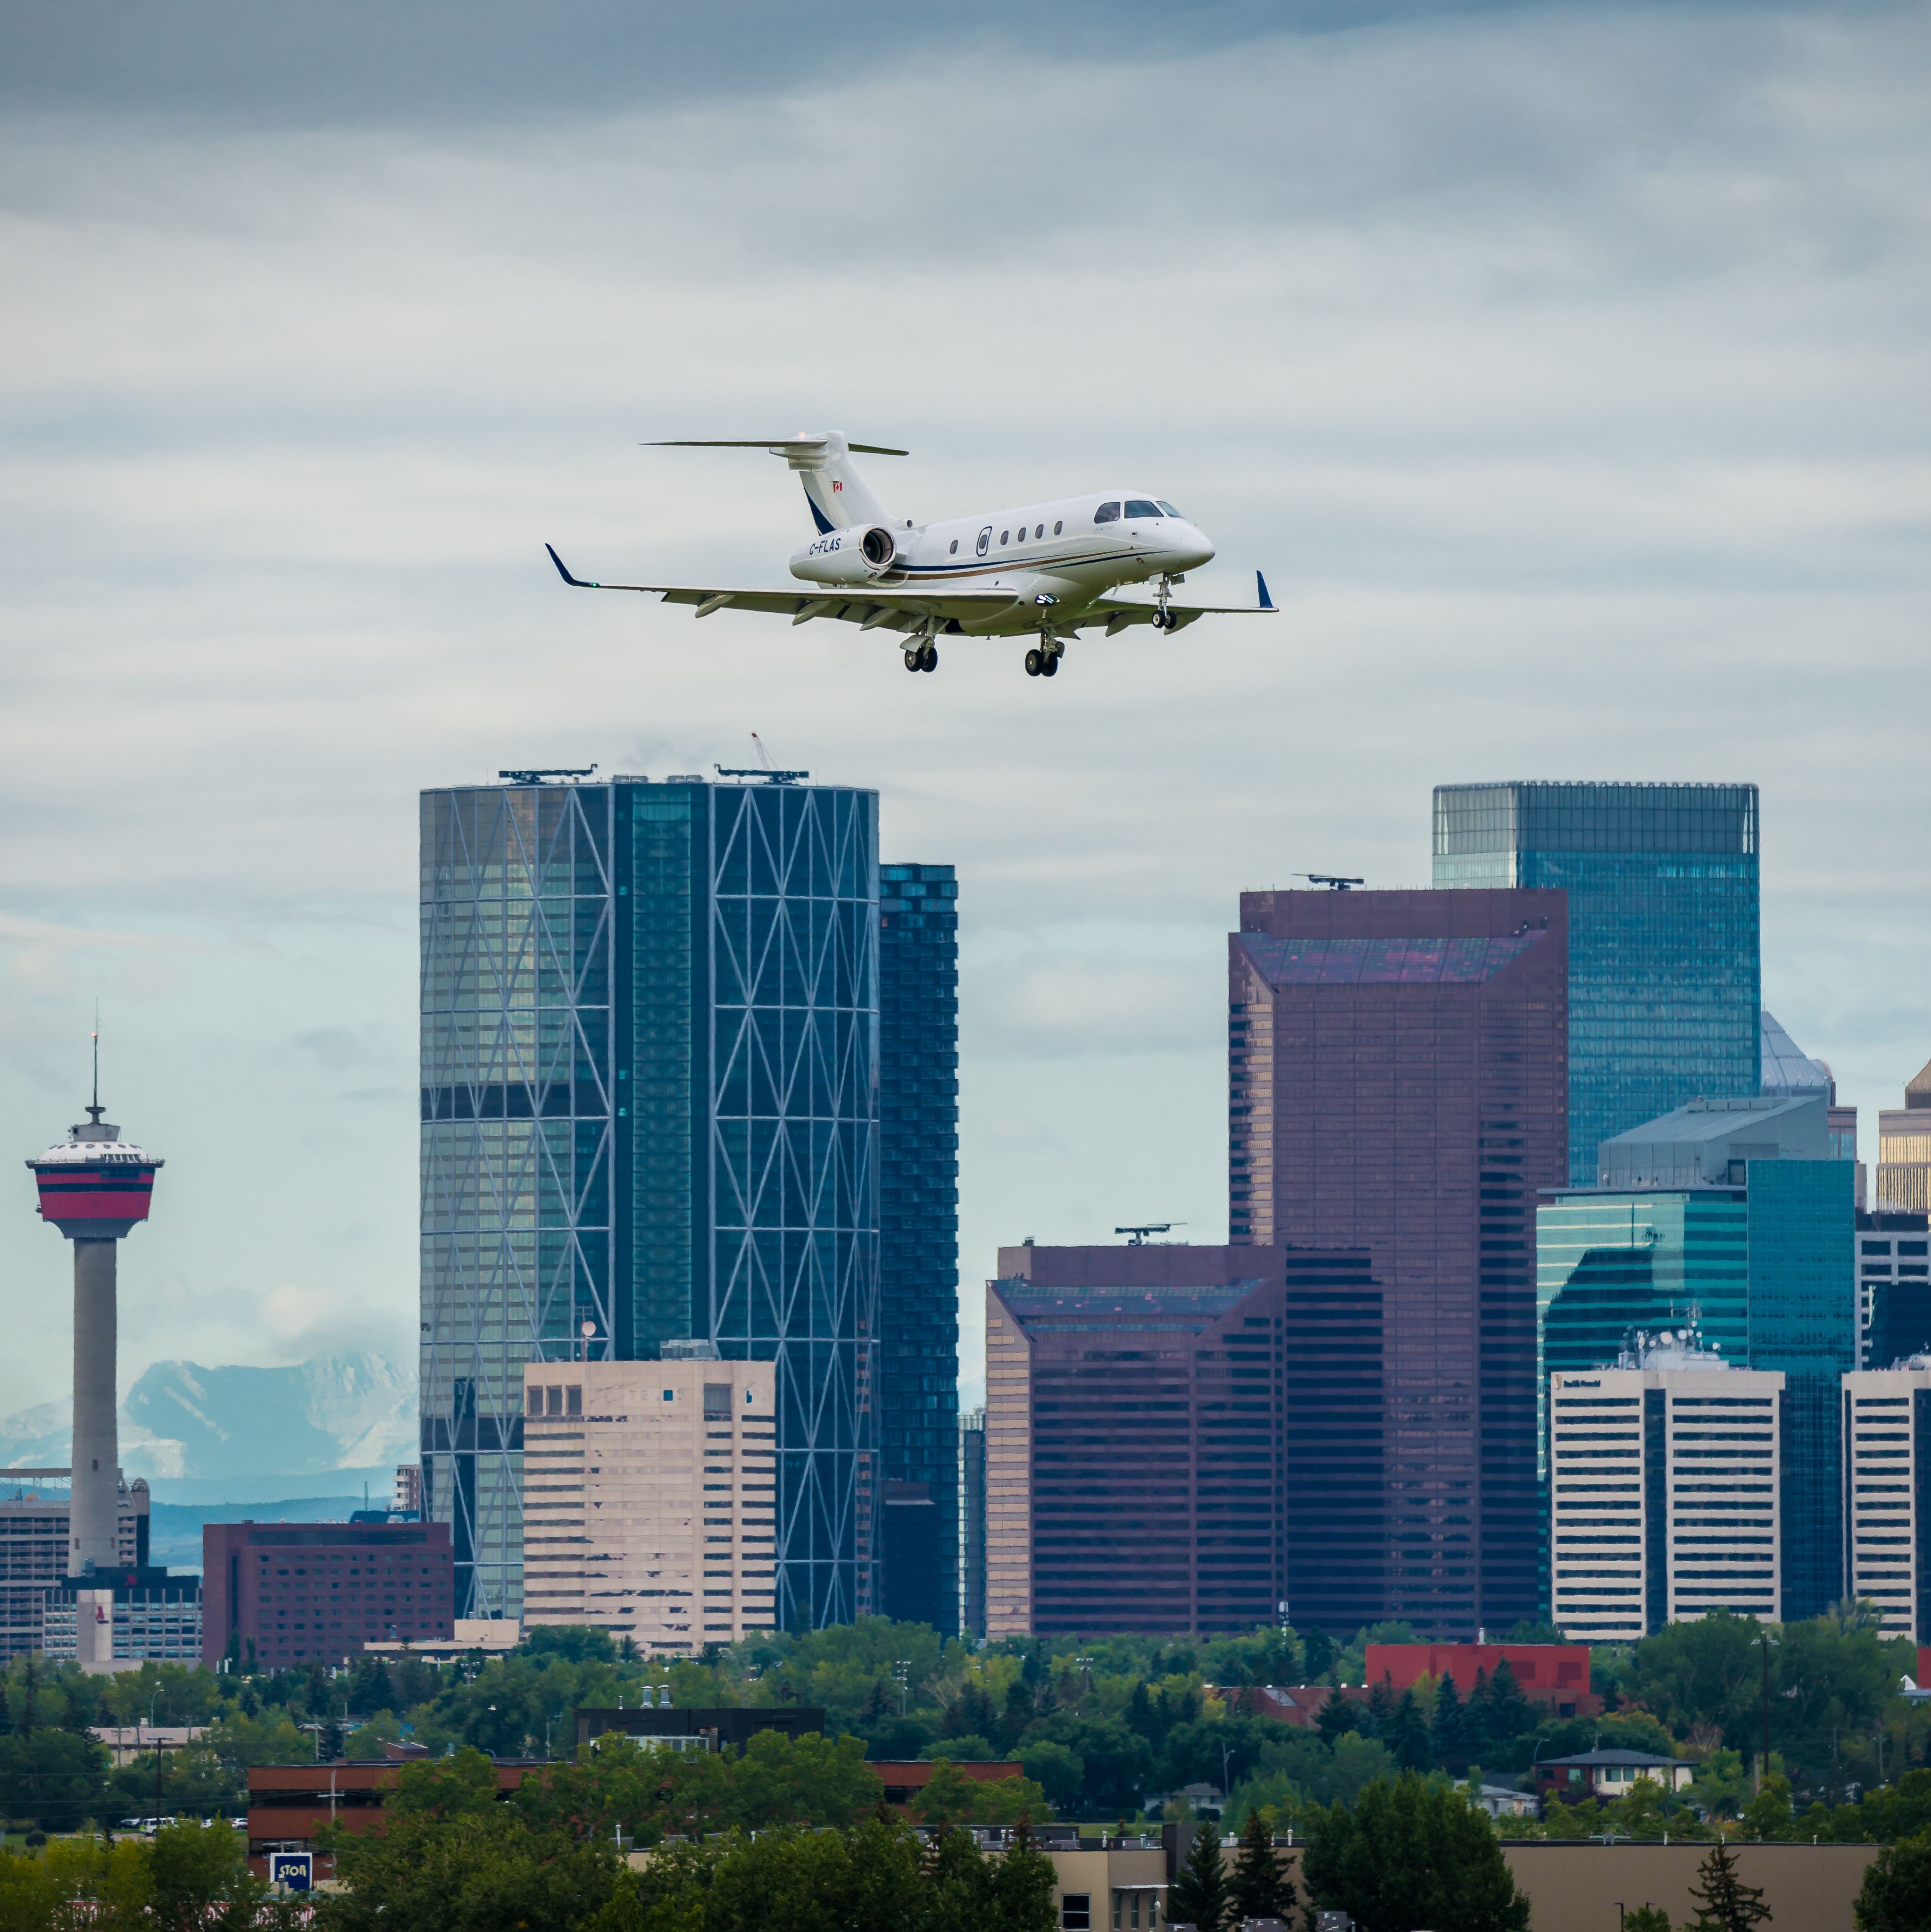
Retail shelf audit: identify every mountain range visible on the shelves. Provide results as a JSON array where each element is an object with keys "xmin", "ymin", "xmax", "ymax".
[{"xmin": 0, "ymin": 1352, "xmax": 417, "ymax": 1504}]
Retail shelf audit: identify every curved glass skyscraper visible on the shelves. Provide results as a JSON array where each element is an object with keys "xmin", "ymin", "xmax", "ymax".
[{"xmin": 420, "ymin": 774, "xmax": 881, "ymax": 1632}]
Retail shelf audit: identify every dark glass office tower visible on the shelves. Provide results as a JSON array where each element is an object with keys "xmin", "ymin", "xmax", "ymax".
[
  {"xmin": 420, "ymin": 775, "xmax": 880, "ymax": 1631},
  {"xmin": 877, "ymin": 863, "xmax": 960, "ymax": 1631},
  {"xmin": 1433, "ymin": 783, "xmax": 1760, "ymax": 1184},
  {"xmin": 1230, "ymin": 889, "xmax": 1568, "ymax": 1637}
]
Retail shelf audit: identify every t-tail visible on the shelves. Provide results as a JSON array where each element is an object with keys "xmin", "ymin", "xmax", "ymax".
[{"xmin": 644, "ymin": 431, "xmax": 907, "ymax": 533}]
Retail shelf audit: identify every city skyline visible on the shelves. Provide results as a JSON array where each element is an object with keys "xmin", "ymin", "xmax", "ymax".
[{"xmin": 4, "ymin": 1, "xmax": 1929, "ymax": 1451}]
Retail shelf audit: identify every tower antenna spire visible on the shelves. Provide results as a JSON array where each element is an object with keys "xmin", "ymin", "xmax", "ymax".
[{"xmin": 89, "ymin": 1003, "xmax": 102, "ymax": 1124}]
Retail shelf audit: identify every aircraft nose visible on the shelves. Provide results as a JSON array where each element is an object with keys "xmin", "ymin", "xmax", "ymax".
[{"xmin": 1177, "ymin": 523, "xmax": 1215, "ymax": 570}]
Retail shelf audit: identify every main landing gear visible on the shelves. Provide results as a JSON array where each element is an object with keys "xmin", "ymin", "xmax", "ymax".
[
  {"xmin": 1024, "ymin": 642, "xmax": 1061, "ymax": 679},
  {"xmin": 902, "ymin": 641, "xmax": 938, "ymax": 673}
]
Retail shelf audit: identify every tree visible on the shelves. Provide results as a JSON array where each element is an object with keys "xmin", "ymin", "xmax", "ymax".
[
  {"xmin": 1481, "ymin": 1660, "xmax": 1535, "ymax": 1749},
  {"xmin": 0, "ymin": 1727, "xmax": 108, "ymax": 1831},
  {"xmin": 1299, "ymin": 1772, "xmax": 1531, "ymax": 1932},
  {"xmin": 1016, "ymin": 1740, "xmax": 1083, "ymax": 1814},
  {"xmin": 1301, "ymin": 1630, "xmax": 1336, "ymax": 1684},
  {"xmin": 1856, "ymin": 1826, "xmax": 1931, "ymax": 1932},
  {"xmin": 990, "ymin": 1816, "xmax": 1060, "ymax": 1932},
  {"xmin": 1168, "ymin": 1818, "xmax": 1231, "ymax": 1932},
  {"xmin": 1316, "ymin": 1696, "xmax": 1364, "ymax": 1748},
  {"xmin": 1686, "ymin": 1838, "xmax": 1772, "ymax": 1932},
  {"xmin": 1228, "ymin": 1806, "xmax": 1296, "ymax": 1924},
  {"xmin": 1624, "ymin": 1910, "xmax": 1674, "ymax": 1932},
  {"xmin": 1432, "ymin": 1673, "xmax": 1472, "ymax": 1774},
  {"xmin": 1386, "ymin": 1690, "xmax": 1431, "ymax": 1773}
]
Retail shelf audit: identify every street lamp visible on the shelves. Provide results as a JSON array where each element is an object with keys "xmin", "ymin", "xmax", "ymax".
[{"xmin": 893, "ymin": 1661, "xmax": 911, "ymax": 1719}]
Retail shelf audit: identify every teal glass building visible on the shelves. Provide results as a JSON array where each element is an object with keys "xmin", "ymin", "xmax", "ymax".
[
  {"xmin": 1434, "ymin": 782, "xmax": 1760, "ymax": 1185},
  {"xmin": 878, "ymin": 863, "xmax": 960, "ymax": 1631},
  {"xmin": 419, "ymin": 775, "xmax": 881, "ymax": 1630}
]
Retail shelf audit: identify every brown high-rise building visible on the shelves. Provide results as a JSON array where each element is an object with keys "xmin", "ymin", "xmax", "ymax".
[{"xmin": 1230, "ymin": 888, "xmax": 1568, "ymax": 1637}]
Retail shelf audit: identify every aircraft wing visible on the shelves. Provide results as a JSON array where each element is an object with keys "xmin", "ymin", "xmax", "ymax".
[
  {"xmin": 546, "ymin": 547, "xmax": 1279, "ymax": 636},
  {"xmin": 546, "ymin": 546, "xmax": 1018, "ymax": 630}
]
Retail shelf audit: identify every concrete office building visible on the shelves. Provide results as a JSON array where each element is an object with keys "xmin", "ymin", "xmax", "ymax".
[
  {"xmin": 1539, "ymin": 1093, "xmax": 1856, "ymax": 1619},
  {"xmin": 1548, "ymin": 1341, "xmax": 1784, "ymax": 1640},
  {"xmin": 519, "ymin": 1355, "xmax": 777, "ymax": 1652},
  {"xmin": 0, "ymin": 1474, "xmax": 149, "ymax": 1661},
  {"xmin": 1862, "ymin": 1211, "xmax": 1931, "ymax": 1369},
  {"xmin": 957, "ymin": 1407, "xmax": 986, "ymax": 1639},
  {"xmin": 201, "ymin": 1520, "xmax": 455, "ymax": 1668},
  {"xmin": 1878, "ymin": 1057, "xmax": 1931, "ymax": 1215},
  {"xmin": 419, "ymin": 772, "xmax": 883, "ymax": 1631},
  {"xmin": 877, "ymin": 862, "xmax": 960, "ymax": 1632},
  {"xmin": 1229, "ymin": 887, "xmax": 1567, "ymax": 1636},
  {"xmin": 1841, "ymin": 1363, "xmax": 1931, "ymax": 1640},
  {"xmin": 1432, "ymin": 781, "xmax": 1760, "ymax": 1185},
  {"xmin": 985, "ymin": 1244, "xmax": 1292, "ymax": 1637}
]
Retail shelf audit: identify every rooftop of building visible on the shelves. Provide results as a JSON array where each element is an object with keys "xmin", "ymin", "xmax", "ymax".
[
  {"xmin": 1760, "ymin": 1010, "xmax": 1834, "ymax": 1100},
  {"xmin": 1909, "ymin": 1056, "xmax": 1931, "ymax": 1108},
  {"xmin": 1534, "ymin": 1749, "xmax": 1691, "ymax": 1769},
  {"xmin": 1235, "ymin": 928, "xmax": 1550, "ymax": 986}
]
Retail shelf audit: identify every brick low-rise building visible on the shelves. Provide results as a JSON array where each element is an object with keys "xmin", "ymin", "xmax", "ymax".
[{"xmin": 202, "ymin": 1520, "xmax": 455, "ymax": 1668}]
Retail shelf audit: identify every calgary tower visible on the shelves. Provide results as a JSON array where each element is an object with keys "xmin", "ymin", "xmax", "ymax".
[{"xmin": 25, "ymin": 1043, "xmax": 162, "ymax": 1583}]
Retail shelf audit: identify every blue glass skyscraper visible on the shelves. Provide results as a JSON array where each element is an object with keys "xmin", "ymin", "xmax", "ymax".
[
  {"xmin": 419, "ymin": 774, "xmax": 881, "ymax": 1631},
  {"xmin": 1434, "ymin": 782, "xmax": 1760, "ymax": 1185},
  {"xmin": 878, "ymin": 863, "xmax": 960, "ymax": 1631}
]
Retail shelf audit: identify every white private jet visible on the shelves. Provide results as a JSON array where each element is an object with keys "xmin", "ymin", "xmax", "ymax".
[{"xmin": 545, "ymin": 433, "xmax": 1276, "ymax": 678}]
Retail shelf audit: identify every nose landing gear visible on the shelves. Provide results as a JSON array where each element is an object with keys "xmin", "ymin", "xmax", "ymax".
[{"xmin": 1151, "ymin": 575, "xmax": 1184, "ymax": 630}]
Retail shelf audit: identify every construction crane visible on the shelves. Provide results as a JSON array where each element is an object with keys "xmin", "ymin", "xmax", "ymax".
[
  {"xmin": 1115, "ymin": 1222, "xmax": 1185, "ymax": 1246},
  {"xmin": 1296, "ymin": 873, "xmax": 1364, "ymax": 891},
  {"xmin": 498, "ymin": 766, "xmax": 596, "ymax": 784},
  {"xmin": 716, "ymin": 731, "xmax": 807, "ymax": 785}
]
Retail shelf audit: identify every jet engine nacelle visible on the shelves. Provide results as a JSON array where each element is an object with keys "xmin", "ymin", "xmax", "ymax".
[{"xmin": 789, "ymin": 525, "xmax": 899, "ymax": 585}]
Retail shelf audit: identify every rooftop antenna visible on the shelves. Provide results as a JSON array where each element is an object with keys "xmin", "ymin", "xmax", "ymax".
[
  {"xmin": 1295, "ymin": 874, "xmax": 1365, "ymax": 891},
  {"xmin": 89, "ymin": 1002, "xmax": 103, "ymax": 1125},
  {"xmin": 1115, "ymin": 1222, "xmax": 1185, "ymax": 1246}
]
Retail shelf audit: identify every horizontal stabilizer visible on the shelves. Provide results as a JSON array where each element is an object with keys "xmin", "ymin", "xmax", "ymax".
[{"xmin": 644, "ymin": 437, "xmax": 908, "ymax": 456}]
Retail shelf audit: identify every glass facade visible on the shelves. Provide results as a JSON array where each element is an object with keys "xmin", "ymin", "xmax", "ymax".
[
  {"xmin": 1230, "ymin": 888, "xmax": 1569, "ymax": 1637},
  {"xmin": 1748, "ymin": 1160, "xmax": 1856, "ymax": 1619},
  {"xmin": 878, "ymin": 864, "xmax": 960, "ymax": 1631},
  {"xmin": 421, "ymin": 778, "xmax": 881, "ymax": 1630},
  {"xmin": 1434, "ymin": 783, "xmax": 1760, "ymax": 1184}
]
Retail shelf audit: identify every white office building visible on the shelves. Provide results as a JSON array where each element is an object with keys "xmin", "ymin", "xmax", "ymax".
[
  {"xmin": 1550, "ymin": 1338, "xmax": 1783, "ymax": 1640},
  {"xmin": 1841, "ymin": 1362, "xmax": 1931, "ymax": 1639},
  {"xmin": 520, "ymin": 1352, "xmax": 778, "ymax": 1653}
]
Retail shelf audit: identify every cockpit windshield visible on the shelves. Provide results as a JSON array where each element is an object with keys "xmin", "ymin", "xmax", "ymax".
[
  {"xmin": 1124, "ymin": 499, "xmax": 1162, "ymax": 519},
  {"xmin": 1093, "ymin": 501, "xmax": 1122, "ymax": 523},
  {"xmin": 1157, "ymin": 500, "xmax": 1182, "ymax": 517}
]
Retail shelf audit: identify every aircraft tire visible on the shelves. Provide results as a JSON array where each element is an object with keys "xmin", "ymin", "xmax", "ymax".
[
  {"xmin": 1040, "ymin": 653, "xmax": 1059, "ymax": 677},
  {"xmin": 1024, "ymin": 649, "xmax": 1043, "ymax": 677},
  {"xmin": 903, "ymin": 649, "xmax": 919, "ymax": 671},
  {"xmin": 920, "ymin": 643, "xmax": 938, "ymax": 672}
]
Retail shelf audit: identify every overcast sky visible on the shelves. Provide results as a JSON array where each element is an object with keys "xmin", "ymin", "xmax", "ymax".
[{"xmin": 2, "ymin": 0, "xmax": 1926, "ymax": 1433}]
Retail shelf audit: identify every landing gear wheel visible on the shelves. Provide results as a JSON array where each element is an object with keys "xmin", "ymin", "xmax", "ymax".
[
  {"xmin": 1040, "ymin": 651, "xmax": 1059, "ymax": 677},
  {"xmin": 918, "ymin": 642, "xmax": 938, "ymax": 672},
  {"xmin": 903, "ymin": 649, "xmax": 920, "ymax": 671},
  {"xmin": 1151, "ymin": 608, "xmax": 1170, "ymax": 631},
  {"xmin": 1024, "ymin": 648, "xmax": 1043, "ymax": 677}
]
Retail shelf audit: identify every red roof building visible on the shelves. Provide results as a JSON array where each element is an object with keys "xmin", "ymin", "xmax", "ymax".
[{"xmin": 1365, "ymin": 1642, "xmax": 1595, "ymax": 1716}]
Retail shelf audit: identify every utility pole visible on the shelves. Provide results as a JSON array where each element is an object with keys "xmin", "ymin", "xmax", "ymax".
[
  {"xmin": 893, "ymin": 1660, "xmax": 911, "ymax": 1718},
  {"xmin": 1759, "ymin": 1631, "xmax": 1771, "ymax": 1796}
]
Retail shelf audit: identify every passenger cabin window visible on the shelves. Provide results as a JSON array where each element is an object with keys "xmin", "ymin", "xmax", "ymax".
[
  {"xmin": 1054, "ymin": 520, "xmax": 1063, "ymax": 534},
  {"xmin": 949, "ymin": 539, "xmax": 957, "ymax": 554},
  {"xmin": 1035, "ymin": 523, "xmax": 1044, "ymax": 538},
  {"xmin": 1094, "ymin": 502, "xmax": 1122, "ymax": 523},
  {"xmin": 1124, "ymin": 499, "xmax": 1162, "ymax": 518},
  {"xmin": 1157, "ymin": 500, "xmax": 1182, "ymax": 516},
  {"xmin": 1000, "ymin": 530, "xmax": 1009, "ymax": 544}
]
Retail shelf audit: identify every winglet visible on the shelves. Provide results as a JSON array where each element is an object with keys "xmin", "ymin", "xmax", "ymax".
[
  {"xmin": 546, "ymin": 542, "xmax": 592, "ymax": 588},
  {"xmin": 1257, "ymin": 570, "xmax": 1275, "ymax": 610}
]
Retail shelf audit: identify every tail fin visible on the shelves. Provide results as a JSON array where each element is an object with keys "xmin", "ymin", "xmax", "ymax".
[{"xmin": 646, "ymin": 432, "xmax": 904, "ymax": 533}]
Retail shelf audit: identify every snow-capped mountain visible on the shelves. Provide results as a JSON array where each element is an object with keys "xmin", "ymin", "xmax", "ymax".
[{"xmin": 0, "ymin": 1353, "xmax": 416, "ymax": 1483}]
